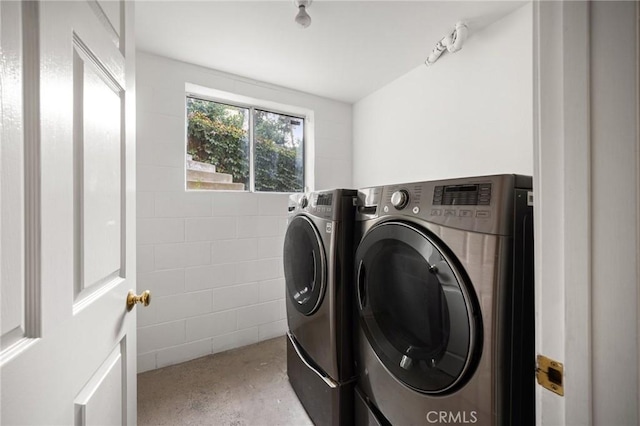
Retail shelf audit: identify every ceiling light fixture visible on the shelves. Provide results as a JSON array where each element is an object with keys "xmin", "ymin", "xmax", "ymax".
[{"xmin": 294, "ymin": 0, "xmax": 312, "ymax": 29}]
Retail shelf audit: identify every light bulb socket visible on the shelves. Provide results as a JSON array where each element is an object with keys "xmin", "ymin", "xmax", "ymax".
[
  {"xmin": 294, "ymin": 0, "xmax": 312, "ymax": 28},
  {"xmin": 294, "ymin": 0, "xmax": 312, "ymax": 8}
]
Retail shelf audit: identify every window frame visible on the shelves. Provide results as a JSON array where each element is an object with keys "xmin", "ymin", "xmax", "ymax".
[{"xmin": 185, "ymin": 89, "xmax": 309, "ymax": 194}]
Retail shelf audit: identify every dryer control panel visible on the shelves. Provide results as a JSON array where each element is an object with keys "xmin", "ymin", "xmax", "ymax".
[
  {"xmin": 432, "ymin": 183, "xmax": 492, "ymax": 206},
  {"xmin": 362, "ymin": 174, "xmax": 532, "ymax": 236}
]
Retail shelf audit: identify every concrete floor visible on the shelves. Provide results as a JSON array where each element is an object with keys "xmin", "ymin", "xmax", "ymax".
[{"xmin": 138, "ymin": 336, "xmax": 313, "ymax": 425}]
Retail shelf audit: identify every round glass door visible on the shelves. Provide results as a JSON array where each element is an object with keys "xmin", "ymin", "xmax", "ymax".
[
  {"xmin": 355, "ymin": 221, "xmax": 481, "ymax": 394},
  {"xmin": 284, "ymin": 215, "xmax": 326, "ymax": 316}
]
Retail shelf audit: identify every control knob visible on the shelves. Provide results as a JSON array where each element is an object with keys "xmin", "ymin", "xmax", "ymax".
[
  {"xmin": 390, "ymin": 190, "xmax": 409, "ymax": 210},
  {"xmin": 299, "ymin": 195, "xmax": 308, "ymax": 208}
]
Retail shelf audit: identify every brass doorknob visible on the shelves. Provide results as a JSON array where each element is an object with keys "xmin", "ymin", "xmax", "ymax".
[{"xmin": 127, "ymin": 290, "xmax": 151, "ymax": 311}]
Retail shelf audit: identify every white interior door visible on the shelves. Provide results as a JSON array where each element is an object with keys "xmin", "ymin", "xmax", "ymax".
[{"xmin": 1, "ymin": 1, "xmax": 138, "ymax": 424}]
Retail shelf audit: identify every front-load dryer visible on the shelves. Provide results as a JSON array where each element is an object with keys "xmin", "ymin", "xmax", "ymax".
[
  {"xmin": 353, "ymin": 175, "xmax": 534, "ymax": 426},
  {"xmin": 284, "ymin": 189, "xmax": 357, "ymax": 425}
]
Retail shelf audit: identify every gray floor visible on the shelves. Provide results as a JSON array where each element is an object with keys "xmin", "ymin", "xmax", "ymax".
[{"xmin": 138, "ymin": 336, "xmax": 313, "ymax": 425}]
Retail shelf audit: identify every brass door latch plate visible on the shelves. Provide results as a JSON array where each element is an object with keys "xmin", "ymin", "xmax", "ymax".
[{"xmin": 536, "ymin": 354, "xmax": 564, "ymax": 396}]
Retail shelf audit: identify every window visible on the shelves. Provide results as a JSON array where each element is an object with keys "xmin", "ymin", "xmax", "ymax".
[{"xmin": 186, "ymin": 95, "xmax": 305, "ymax": 192}]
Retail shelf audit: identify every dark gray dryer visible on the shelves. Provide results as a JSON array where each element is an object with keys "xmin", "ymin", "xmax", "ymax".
[
  {"xmin": 353, "ymin": 175, "xmax": 535, "ymax": 426},
  {"xmin": 284, "ymin": 189, "xmax": 357, "ymax": 425}
]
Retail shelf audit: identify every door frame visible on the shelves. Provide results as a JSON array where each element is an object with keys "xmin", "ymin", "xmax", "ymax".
[{"xmin": 533, "ymin": 2, "xmax": 640, "ymax": 424}]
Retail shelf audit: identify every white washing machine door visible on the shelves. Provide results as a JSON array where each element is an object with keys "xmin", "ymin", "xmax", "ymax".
[
  {"xmin": 355, "ymin": 221, "xmax": 482, "ymax": 395},
  {"xmin": 283, "ymin": 215, "xmax": 327, "ymax": 316}
]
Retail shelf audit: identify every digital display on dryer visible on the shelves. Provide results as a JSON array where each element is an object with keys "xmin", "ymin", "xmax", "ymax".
[{"xmin": 433, "ymin": 183, "xmax": 491, "ymax": 206}]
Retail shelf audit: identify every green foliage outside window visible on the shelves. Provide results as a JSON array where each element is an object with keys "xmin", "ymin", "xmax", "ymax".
[
  {"xmin": 186, "ymin": 97, "xmax": 304, "ymax": 192},
  {"xmin": 254, "ymin": 139, "xmax": 302, "ymax": 192},
  {"xmin": 254, "ymin": 110, "xmax": 304, "ymax": 192},
  {"xmin": 187, "ymin": 99, "xmax": 249, "ymax": 185}
]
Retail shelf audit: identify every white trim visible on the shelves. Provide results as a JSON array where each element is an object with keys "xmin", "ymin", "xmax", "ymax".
[
  {"xmin": 561, "ymin": 3, "xmax": 592, "ymax": 424},
  {"xmin": 534, "ymin": 1, "xmax": 593, "ymax": 424},
  {"xmin": 186, "ymin": 82, "xmax": 312, "ymax": 120},
  {"xmin": 534, "ymin": 0, "xmax": 567, "ymax": 404},
  {"xmin": 248, "ymin": 104, "xmax": 256, "ymax": 192}
]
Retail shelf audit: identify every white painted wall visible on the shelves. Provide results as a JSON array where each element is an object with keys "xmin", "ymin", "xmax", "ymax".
[
  {"xmin": 352, "ymin": 3, "xmax": 533, "ymax": 187},
  {"xmin": 135, "ymin": 52, "xmax": 352, "ymax": 372}
]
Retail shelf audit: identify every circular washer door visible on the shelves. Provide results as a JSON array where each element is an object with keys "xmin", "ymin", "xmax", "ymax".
[
  {"xmin": 284, "ymin": 215, "xmax": 327, "ymax": 316},
  {"xmin": 355, "ymin": 221, "xmax": 482, "ymax": 394}
]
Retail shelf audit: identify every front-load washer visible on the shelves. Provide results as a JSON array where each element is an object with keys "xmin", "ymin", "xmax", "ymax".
[
  {"xmin": 284, "ymin": 189, "xmax": 357, "ymax": 425},
  {"xmin": 353, "ymin": 175, "xmax": 534, "ymax": 426}
]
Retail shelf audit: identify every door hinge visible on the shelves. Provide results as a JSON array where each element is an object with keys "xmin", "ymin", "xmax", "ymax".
[{"xmin": 536, "ymin": 354, "xmax": 564, "ymax": 396}]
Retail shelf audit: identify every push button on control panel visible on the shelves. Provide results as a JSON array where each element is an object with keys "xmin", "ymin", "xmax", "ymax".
[{"xmin": 478, "ymin": 183, "xmax": 492, "ymax": 205}]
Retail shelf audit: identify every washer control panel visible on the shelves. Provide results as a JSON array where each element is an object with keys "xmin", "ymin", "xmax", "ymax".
[
  {"xmin": 309, "ymin": 192, "xmax": 334, "ymax": 218},
  {"xmin": 288, "ymin": 189, "xmax": 357, "ymax": 221}
]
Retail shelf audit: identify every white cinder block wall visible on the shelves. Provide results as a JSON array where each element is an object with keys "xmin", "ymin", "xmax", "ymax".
[
  {"xmin": 352, "ymin": 4, "xmax": 534, "ymax": 187},
  {"xmin": 136, "ymin": 52, "xmax": 352, "ymax": 372}
]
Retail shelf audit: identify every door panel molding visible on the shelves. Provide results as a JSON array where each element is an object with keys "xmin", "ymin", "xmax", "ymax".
[
  {"xmin": 22, "ymin": 0, "xmax": 42, "ymax": 341},
  {"xmin": 74, "ymin": 339, "xmax": 126, "ymax": 426},
  {"xmin": 86, "ymin": 0, "xmax": 121, "ymax": 49},
  {"xmin": 1, "ymin": 0, "xmax": 42, "ymax": 365},
  {"xmin": 70, "ymin": 12, "xmax": 126, "ymax": 308},
  {"xmin": 71, "ymin": 9, "xmax": 124, "ymax": 90},
  {"xmin": 72, "ymin": 54, "xmax": 124, "ymax": 296},
  {"xmin": 72, "ymin": 32, "xmax": 124, "ymax": 94},
  {"xmin": 1, "ymin": 1, "xmax": 26, "ymax": 352}
]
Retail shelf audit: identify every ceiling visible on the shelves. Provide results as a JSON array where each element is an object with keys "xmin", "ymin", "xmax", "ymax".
[{"xmin": 135, "ymin": 1, "xmax": 526, "ymax": 104}]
